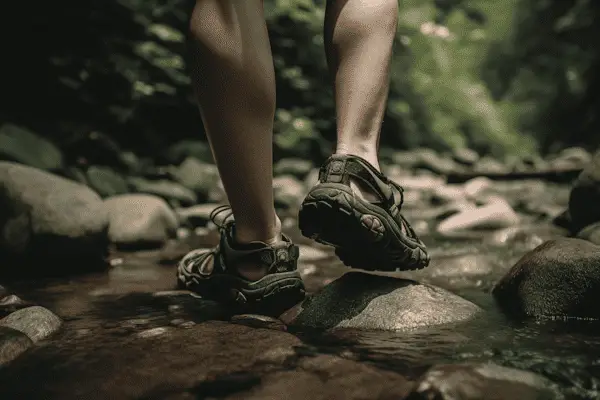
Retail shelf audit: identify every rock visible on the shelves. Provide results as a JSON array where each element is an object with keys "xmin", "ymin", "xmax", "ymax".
[
  {"xmin": 568, "ymin": 149, "xmax": 600, "ymax": 232},
  {"xmin": 85, "ymin": 166, "xmax": 129, "ymax": 197},
  {"xmin": 414, "ymin": 149, "xmax": 458, "ymax": 175},
  {"xmin": 0, "ymin": 124, "xmax": 63, "ymax": 171},
  {"xmin": 104, "ymin": 194, "xmax": 179, "ymax": 250},
  {"xmin": 552, "ymin": 146, "xmax": 591, "ymax": 169},
  {"xmin": 304, "ymin": 168, "xmax": 320, "ymax": 190},
  {"xmin": 410, "ymin": 363, "xmax": 562, "ymax": 400},
  {"xmin": 63, "ymin": 166, "xmax": 88, "ymax": 185},
  {"xmin": 463, "ymin": 177, "xmax": 493, "ymax": 199},
  {"xmin": 165, "ymin": 140, "xmax": 213, "ymax": 165},
  {"xmin": 436, "ymin": 196, "xmax": 520, "ymax": 235},
  {"xmin": 474, "ymin": 156, "xmax": 509, "ymax": 174},
  {"xmin": 452, "ymin": 148, "xmax": 479, "ymax": 166},
  {"xmin": 273, "ymin": 175, "xmax": 305, "ymax": 210},
  {"xmin": 0, "ymin": 306, "xmax": 62, "ymax": 342},
  {"xmin": 172, "ymin": 157, "xmax": 220, "ymax": 201},
  {"xmin": 288, "ymin": 272, "xmax": 481, "ymax": 331},
  {"xmin": 63, "ymin": 131, "xmax": 125, "ymax": 169},
  {"xmin": 576, "ymin": 221, "xmax": 600, "ymax": 245},
  {"xmin": 175, "ymin": 203, "xmax": 219, "ymax": 228},
  {"xmin": 128, "ymin": 176, "xmax": 197, "ymax": 207},
  {"xmin": 274, "ymin": 158, "xmax": 313, "ymax": 179},
  {"xmin": 0, "ymin": 326, "xmax": 33, "ymax": 366},
  {"xmin": 392, "ymin": 150, "xmax": 422, "ymax": 169},
  {"xmin": 552, "ymin": 209, "xmax": 573, "ymax": 231},
  {"xmin": 0, "ymin": 295, "xmax": 34, "ymax": 318},
  {"xmin": 0, "ymin": 162, "xmax": 109, "ymax": 270},
  {"xmin": 493, "ymin": 238, "xmax": 600, "ymax": 318}
]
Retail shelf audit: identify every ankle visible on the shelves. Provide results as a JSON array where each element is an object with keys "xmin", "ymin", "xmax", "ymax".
[
  {"xmin": 335, "ymin": 146, "xmax": 380, "ymax": 171},
  {"xmin": 233, "ymin": 214, "xmax": 283, "ymax": 245}
]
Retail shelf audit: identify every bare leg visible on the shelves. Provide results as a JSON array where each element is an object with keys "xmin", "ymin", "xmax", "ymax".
[
  {"xmin": 188, "ymin": 0, "xmax": 278, "ymax": 280},
  {"xmin": 325, "ymin": 0, "xmax": 398, "ymax": 175}
]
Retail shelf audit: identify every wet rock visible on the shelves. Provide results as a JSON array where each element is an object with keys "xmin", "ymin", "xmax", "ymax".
[
  {"xmin": 409, "ymin": 363, "xmax": 562, "ymax": 400},
  {"xmin": 452, "ymin": 148, "xmax": 479, "ymax": 166},
  {"xmin": 104, "ymin": 194, "xmax": 178, "ymax": 250},
  {"xmin": 0, "ymin": 306, "xmax": 62, "ymax": 342},
  {"xmin": 436, "ymin": 196, "xmax": 520, "ymax": 235},
  {"xmin": 0, "ymin": 295, "xmax": 34, "ymax": 318},
  {"xmin": 0, "ymin": 326, "xmax": 33, "ymax": 366},
  {"xmin": 85, "ymin": 166, "xmax": 129, "ymax": 197},
  {"xmin": 173, "ymin": 157, "xmax": 220, "ymax": 201},
  {"xmin": 576, "ymin": 222, "xmax": 600, "ymax": 245},
  {"xmin": 165, "ymin": 139, "xmax": 213, "ymax": 165},
  {"xmin": 0, "ymin": 162, "xmax": 109, "ymax": 271},
  {"xmin": 175, "ymin": 203, "xmax": 219, "ymax": 228},
  {"xmin": 274, "ymin": 175, "xmax": 305, "ymax": 209},
  {"xmin": 568, "ymin": 149, "xmax": 600, "ymax": 232},
  {"xmin": 493, "ymin": 238, "xmax": 600, "ymax": 318},
  {"xmin": 0, "ymin": 124, "xmax": 63, "ymax": 171},
  {"xmin": 230, "ymin": 354, "xmax": 413, "ymax": 400},
  {"xmin": 274, "ymin": 158, "xmax": 313, "ymax": 179},
  {"xmin": 289, "ymin": 272, "xmax": 481, "ymax": 331},
  {"xmin": 128, "ymin": 176, "xmax": 197, "ymax": 207}
]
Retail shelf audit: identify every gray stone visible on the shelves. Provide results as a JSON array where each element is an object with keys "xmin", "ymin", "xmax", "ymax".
[
  {"xmin": 172, "ymin": 157, "xmax": 220, "ymax": 200},
  {"xmin": 86, "ymin": 166, "xmax": 129, "ymax": 197},
  {"xmin": 0, "ymin": 326, "xmax": 33, "ymax": 366},
  {"xmin": 0, "ymin": 124, "xmax": 63, "ymax": 171},
  {"xmin": 576, "ymin": 221, "xmax": 600, "ymax": 245},
  {"xmin": 569, "ymin": 149, "xmax": 600, "ymax": 232},
  {"xmin": 493, "ymin": 238, "xmax": 600, "ymax": 318},
  {"xmin": 104, "ymin": 194, "xmax": 179, "ymax": 250},
  {"xmin": 0, "ymin": 306, "xmax": 62, "ymax": 342},
  {"xmin": 128, "ymin": 176, "xmax": 197, "ymax": 207},
  {"xmin": 289, "ymin": 272, "xmax": 481, "ymax": 331},
  {"xmin": 0, "ymin": 162, "xmax": 109, "ymax": 269},
  {"xmin": 410, "ymin": 363, "xmax": 562, "ymax": 400}
]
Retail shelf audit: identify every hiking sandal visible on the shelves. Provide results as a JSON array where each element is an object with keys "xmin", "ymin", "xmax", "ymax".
[
  {"xmin": 177, "ymin": 205, "xmax": 306, "ymax": 315},
  {"xmin": 298, "ymin": 154, "xmax": 430, "ymax": 271}
]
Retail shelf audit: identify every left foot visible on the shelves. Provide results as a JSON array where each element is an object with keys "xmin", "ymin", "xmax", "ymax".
[{"xmin": 177, "ymin": 205, "xmax": 306, "ymax": 315}]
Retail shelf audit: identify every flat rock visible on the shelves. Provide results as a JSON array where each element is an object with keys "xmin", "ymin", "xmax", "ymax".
[
  {"xmin": 287, "ymin": 272, "xmax": 481, "ymax": 331},
  {"xmin": 568, "ymin": 149, "xmax": 600, "ymax": 232},
  {"xmin": 0, "ymin": 124, "xmax": 63, "ymax": 171},
  {"xmin": 410, "ymin": 363, "xmax": 562, "ymax": 400},
  {"xmin": 104, "ymin": 194, "xmax": 179, "ymax": 250},
  {"xmin": 0, "ymin": 306, "xmax": 62, "ymax": 342},
  {"xmin": 0, "ymin": 326, "xmax": 33, "ymax": 366},
  {"xmin": 0, "ymin": 162, "xmax": 109, "ymax": 272},
  {"xmin": 493, "ymin": 238, "xmax": 600, "ymax": 318}
]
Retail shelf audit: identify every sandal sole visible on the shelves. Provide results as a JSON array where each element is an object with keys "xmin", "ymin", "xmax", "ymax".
[{"xmin": 298, "ymin": 183, "xmax": 430, "ymax": 272}]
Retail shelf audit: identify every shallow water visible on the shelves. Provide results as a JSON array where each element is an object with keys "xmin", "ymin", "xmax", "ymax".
[{"xmin": 1, "ymin": 227, "xmax": 599, "ymax": 399}]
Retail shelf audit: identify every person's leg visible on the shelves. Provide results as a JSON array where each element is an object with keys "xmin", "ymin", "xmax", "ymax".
[
  {"xmin": 178, "ymin": 0, "xmax": 304, "ymax": 312},
  {"xmin": 326, "ymin": 0, "xmax": 397, "ymax": 171},
  {"xmin": 187, "ymin": 0, "xmax": 279, "ymax": 279},
  {"xmin": 299, "ymin": 0, "xmax": 429, "ymax": 271}
]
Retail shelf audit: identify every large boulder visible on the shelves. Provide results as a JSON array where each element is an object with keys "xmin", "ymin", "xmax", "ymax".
[
  {"xmin": 0, "ymin": 306, "xmax": 62, "ymax": 343},
  {"xmin": 0, "ymin": 124, "xmax": 63, "ymax": 171},
  {"xmin": 0, "ymin": 162, "xmax": 109, "ymax": 274},
  {"xmin": 493, "ymin": 238, "xmax": 600, "ymax": 318},
  {"xmin": 568, "ymin": 149, "xmax": 600, "ymax": 232},
  {"xmin": 104, "ymin": 194, "xmax": 179, "ymax": 250},
  {"xmin": 285, "ymin": 272, "xmax": 481, "ymax": 331}
]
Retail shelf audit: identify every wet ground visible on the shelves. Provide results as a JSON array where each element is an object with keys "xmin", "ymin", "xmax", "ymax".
[{"xmin": 0, "ymin": 220, "xmax": 599, "ymax": 399}]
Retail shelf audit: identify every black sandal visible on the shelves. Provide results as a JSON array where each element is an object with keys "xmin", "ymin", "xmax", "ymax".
[
  {"xmin": 298, "ymin": 154, "xmax": 430, "ymax": 271},
  {"xmin": 177, "ymin": 205, "xmax": 306, "ymax": 315}
]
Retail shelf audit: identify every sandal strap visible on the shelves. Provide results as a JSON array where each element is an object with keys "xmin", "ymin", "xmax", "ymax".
[
  {"xmin": 318, "ymin": 154, "xmax": 401, "ymax": 207},
  {"xmin": 214, "ymin": 222, "xmax": 300, "ymax": 277}
]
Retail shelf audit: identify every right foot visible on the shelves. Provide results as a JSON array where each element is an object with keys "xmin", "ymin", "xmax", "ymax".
[
  {"xmin": 298, "ymin": 154, "xmax": 430, "ymax": 271},
  {"xmin": 177, "ymin": 205, "xmax": 306, "ymax": 316}
]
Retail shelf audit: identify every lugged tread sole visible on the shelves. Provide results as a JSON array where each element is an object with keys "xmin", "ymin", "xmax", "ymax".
[{"xmin": 298, "ymin": 184, "xmax": 430, "ymax": 272}]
